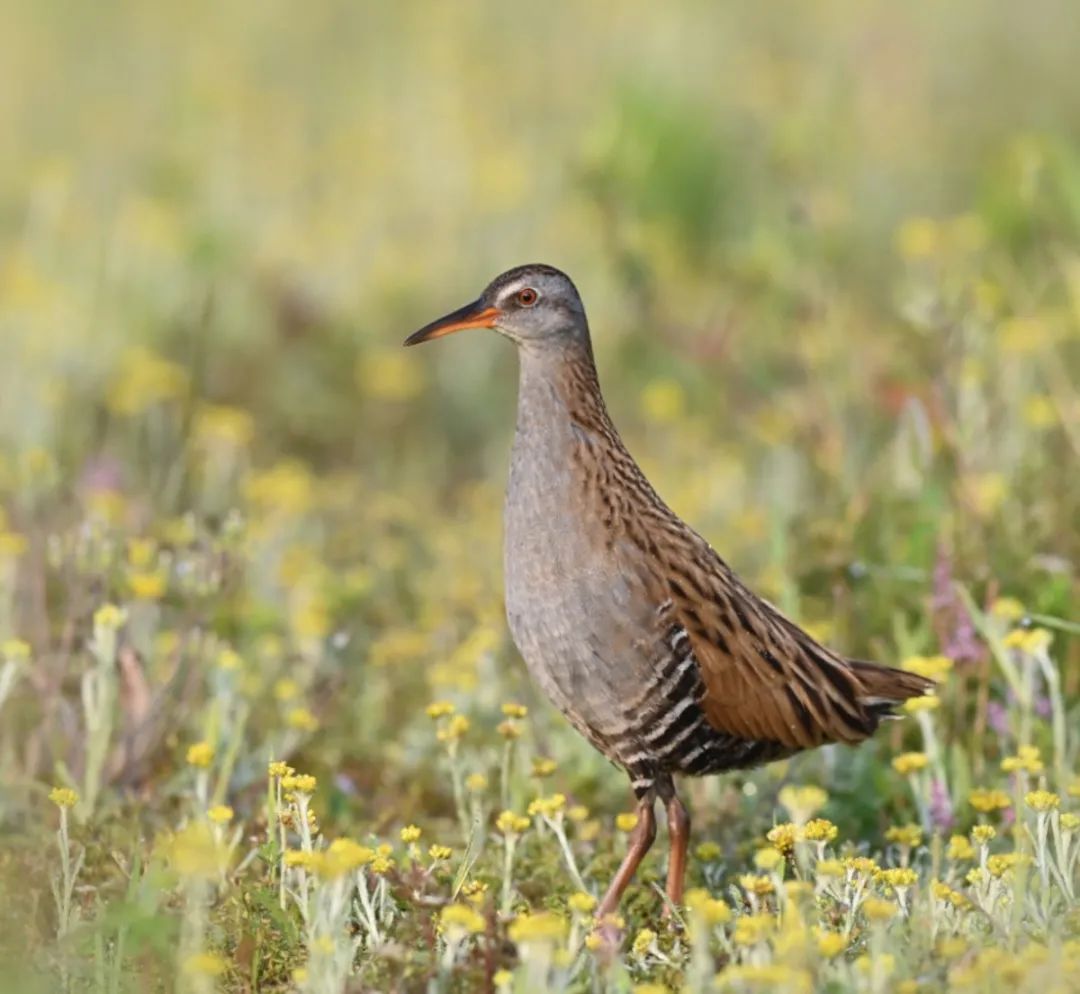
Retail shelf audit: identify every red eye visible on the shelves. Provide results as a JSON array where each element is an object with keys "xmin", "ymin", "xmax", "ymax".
[{"xmin": 516, "ymin": 287, "xmax": 538, "ymax": 307}]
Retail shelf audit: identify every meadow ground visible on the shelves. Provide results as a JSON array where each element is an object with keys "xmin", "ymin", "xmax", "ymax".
[{"xmin": 1, "ymin": 1, "xmax": 1079, "ymax": 991}]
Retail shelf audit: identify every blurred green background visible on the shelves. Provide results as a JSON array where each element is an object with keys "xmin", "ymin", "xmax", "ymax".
[{"xmin": 1, "ymin": 0, "xmax": 1079, "ymax": 986}]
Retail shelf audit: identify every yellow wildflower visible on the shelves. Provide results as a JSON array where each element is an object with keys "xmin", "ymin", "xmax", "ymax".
[
  {"xmin": 988, "ymin": 852, "xmax": 1029, "ymax": 878},
  {"xmin": 440, "ymin": 903, "xmax": 485, "ymax": 936},
  {"xmin": 732, "ymin": 913, "xmax": 773, "ymax": 946},
  {"xmin": 93, "ymin": 604, "xmax": 127, "ymax": 631},
  {"xmin": 862, "ymin": 898, "xmax": 897, "ymax": 922},
  {"xmin": 128, "ymin": 571, "xmax": 166, "ymax": 600},
  {"xmin": 437, "ymin": 715, "xmax": 470, "ymax": 742},
  {"xmin": 631, "ymin": 927, "xmax": 656, "ymax": 956},
  {"xmin": 497, "ymin": 720, "xmax": 522, "ymax": 739},
  {"xmin": 817, "ymin": 930, "xmax": 847, "ymax": 958},
  {"xmin": 754, "ymin": 848, "xmax": 783, "ymax": 871},
  {"xmin": 567, "ymin": 805, "xmax": 589, "ymax": 822},
  {"xmin": 426, "ymin": 701, "xmax": 455, "ymax": 719},
  {"xmin": 182, "ymin": 953, "xmax": 226, "ymax": 977},
  {"xmin": 282, "ymin": 774, "xmax": 316, "ymax": 794},
  {"xmin": 684, "ymin": 888, "xmax": 732, "ymax": 925},
  {"xmin": 186, "ymin": 742, "xmax": 214, "ymax": 768},
  {"xmin": 568, "ymin": 892, "xmax": 597, "ymax": 915},
  {"xmin": 496, "ymin": 810, "xmax": 530, "ymax": 836},
  {"xmin": 778, "ymin": 784, "xmax": 827, "ymax": 823},
  {"xmin": 947, "ymin": 834, "xmax": 975, "ymax": 860},
  {"xmin": 268, "ymin": 761, "xmax": 292, "ymax": 778},
  {"xmin": 892, "ymin": 752, "xmax": 928, "ymax": 775},
  {"xmin": 1001, "ymin": 745, "xmax": 1043, "ymax": 774},
  {"xmin": 49, "ymin": 786, "xmax": 78, "ymax": 809},
  {"xmin": 400, "ymin": 825, "xmax": 421, "ymax": 843},
  {"xmin": 696, "ymin": 841, "xmax": 721, "ymax": 861},
  {"xmin": 846, "ymin": 856, "xmax": 879, "ymax": 877},
  {"xmin": 429, "ymin": 844, "xmax": 452, "ymax": 862},
  {"xmin": 1024, "ymin": 789, "xmax": 1060, "ymax": 812},
  {"xmin": 902, "ymin": 695, "xmax": 940, "ymax": 714},
  {"xmin": 615, "ymin": 812, "xmax": 639, "ymax": 832},
  {"xmin": 508, "ymin": 911, "xmax": 567, "ymax": 944},
  {"xmin": 501, "ymin": 702, "xmax": 528, "ymax": 718},
  {"xmin": 207, "ymin": 805, "xmax": 233, "ymax": 825},
  {"xmin": 990, "ymin": 597, "xmax": 1025, "ymax": 621},
  {"xmin": 885, "ymin": 824, "xmax": 923, "ymax": 848},
  {"xmin": 273, "ymin": 678, "xmax": 300, "ymax": 702},
  {"xmin": 1, "ymin": 639, "xmax": 30, "ymax": 663},
  {"xmin": 527, "ymin": 794, "xmax": 566, "ymax": 818},
  {"xmin": 878, "ymin": 867, "xmax": 918, "ymax": 890},
  {"xmin": 901, "ymin": 654, "xmax": 953, "ymax": 680},
  {"xmin": 108, "ymin": 347, "xmax": 189, "ymax": 415},
  {"xmin": 286, "ymin": 707, "xmax": 318, "ymax": 732},
  {"xmin": 718, "ymin": 965, "xmax": 811, "ymax": 993},
  {"xmin": 816, "ymin": 859, "xmax": 844, "ymax": 878},
  {"xmin": 969, "ymin": 788, "xmax": 1011, "ymax": 813},
  {"xmin": 739, "ymin": 873, "xmax": 775, "ymax": 896},
  {"xmin": 531, "ymin": 757, "xmax": 557, "ymax": 778},
  {"xmin": 465, "ymin": 772, "xmax": 489, "ymax": 793},
  {"xmin": 802, "ymin": 818, "xmax": 838, "ymax": 843},
  {"xmin": 1060, "ymin": 813, "xmax": 1079, "ymax": 831},
  {"xmin": 972, "ymin": 821, "xmax": 993, "ymax": 847}
]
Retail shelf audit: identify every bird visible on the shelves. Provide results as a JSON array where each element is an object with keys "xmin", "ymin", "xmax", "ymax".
[{"xmin": 404, "ymin": 264, "xmax": 934, "ymax": 919}]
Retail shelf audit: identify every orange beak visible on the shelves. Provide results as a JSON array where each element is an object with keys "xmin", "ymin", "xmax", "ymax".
[{"xmin": 403, "ymin": 301, "xmax": 500, "ymax": 346}]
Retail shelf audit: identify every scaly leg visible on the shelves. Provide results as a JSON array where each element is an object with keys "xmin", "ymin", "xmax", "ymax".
[
  {"xmin": 663, "ymin": 791, "xmax": 691, "ymax": 914},
  {"xmin": 596, "ymin": 794, "xmax": 657, "ymax": 919}
]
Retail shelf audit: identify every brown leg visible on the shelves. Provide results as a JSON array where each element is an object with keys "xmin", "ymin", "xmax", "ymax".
[
  {"xmin": 596, "ymin": 794, "xmax": 657, "ymax": 918},
  {"xmin": 663, "ymin": 791, "xmax": 691, "ymax": 914}
]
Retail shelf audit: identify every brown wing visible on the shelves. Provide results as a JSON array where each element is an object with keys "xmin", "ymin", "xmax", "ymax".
[{"xmin": 641, "ymin": 525, "xmax": 932, "ymax": 750}]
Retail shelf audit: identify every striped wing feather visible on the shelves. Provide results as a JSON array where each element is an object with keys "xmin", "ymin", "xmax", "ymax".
[{"xmin": 643, "ymin": 531, "xmax": 933, "ymax": 750}]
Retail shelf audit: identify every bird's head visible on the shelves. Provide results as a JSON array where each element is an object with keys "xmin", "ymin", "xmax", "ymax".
[{"xmin": 404, "ymin": 264, "xmax": 588, "ymax": 350}]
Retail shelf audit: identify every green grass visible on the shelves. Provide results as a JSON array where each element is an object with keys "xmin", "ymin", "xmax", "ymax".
[{"xmin": 0, "ymin": 1, "xmax": 1078, "ymax": 991}]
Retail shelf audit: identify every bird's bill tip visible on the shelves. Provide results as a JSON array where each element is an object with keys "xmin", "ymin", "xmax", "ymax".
[{"xmin": 403, "ymin": 302, "xmax": 499, "ymax": 347}]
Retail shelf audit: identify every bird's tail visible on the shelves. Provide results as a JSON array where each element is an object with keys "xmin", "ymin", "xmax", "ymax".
[{"xmin": 847, "ymin": 659, "xmax": 936, "ymax": 722}]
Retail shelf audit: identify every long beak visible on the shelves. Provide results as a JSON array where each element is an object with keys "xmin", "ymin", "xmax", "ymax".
[{"xmin": 403, "ymin": 300, "xmax": 500, "ymax": 347}]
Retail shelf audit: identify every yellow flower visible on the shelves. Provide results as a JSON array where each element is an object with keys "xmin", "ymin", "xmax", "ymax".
[
  {"xmin": 400, "ymin": 824, "xmax": 421, "ymax": 844},
  {"xmin": 216, "ymin": 648, "xmax": 243, "ymax": 672},
  {"xmin": 462, "ymin": 880, "xmax": 488, "ymax": 905},
  {"xmin": 878, "ymin": 867, "xmax": 918, "ymax": 890},
  {"xmin": 816, "ymin": 859, "xmax": 844, "ymax": 878},
  {"xmin": 93, "ymin": 604, "xmax": 127, "ymax": 631},
  {"xmin": 778, "ymin": 784, "xmax": 827, "ymax": 823},
  {"xmin": 567, "ymin": 805, "xmax": 589, "ymax": 822},
  {"xmin": 273, "ymin": 678, "xmax": 300, "ymax": 702},
  {"xmin": 527, "ymin": 794, "xmax": 566, "ymax": 818},
  {"xmin": 318, "ymin": 839, "xmax": 376, "ymax": 878},
  {"xmin": 631, "ymin": 927, "xmax": 656, "ymax": 956},
  {"xmin": 1024, "ymin": 790, "xmax": 1060, "ymax": 812},
  {"xmin": 696, "ymin": 841, "xmax": 721, "ymax": 861},
  {"xmin": 186, "ymin": 742, "xmax": 214, "ymax": 768},
  {"xmin": 501, "ymin": 702, "xmax": 528, "ymax": 719},
  {"xmin": 684, "ymin": 888, "xmax": 732, "ymax": 925},
  {"xmin": 108, "ymin": 347, "xmax": 189, "ymax": 416},
  {"xmin": 641, "ymin": 378, "xmax": 686, "ymax": 424},
  {"xmin": 732, "ymin": 913, "xmax": 773, "ymax": 946},
  {"xmin": 969, "ymin": 788, "xmax": 1011, "ymax": 813},
  {"xmin": 615, "ymin": 812, "xmax": 639, "ymax": 833},
  {"xmin": 182, "ymin": 952, "xmax": 226, "ymax": 977},
  {"xmin": 895, "ymin": 216, "xmax": 941, "ymax": 259},
  {"xmin": 496, "ymin": 810, "xmax": 530, "ymax": 836},
  {"xmin": 846, "ymin": 856, "xmax": 879, "ymax": 877},
  {"xmin": 990, "ymin": 597, "xmax": 1025, "ymax": 621},
  {"xmin": 901, "ymin": 654, "xmax": 953, "ymax": 681},
  {"xmin": 802, "ymin": 818, "xmax": 838, "ymax": 843},
  {"xmin": 530, "ymin": 757, "xmax": 557, "ymax": 778},
  {"xmin": 947, "ymin": 834, "xmax": 976, "ymax": 860},
  {"xmin": 1003, "ymin": 628, "xmax": 1053, "ymax": 654},
  {"xmin": 508, "ymin": 911, "xmax": 567, "ymax": 944},
  {"xmin": 493, "ymin": 969, "xmax": 512, "ymax": 988},
  {"xmin": 568, "ymin": 891, "xmax": 597, "ymax": 915},
  {"xmin": 754, "ymin": 847, "xmax": 783, "ymax": 871},
  {"xmin": 718, "ymin": 965, "xmax": 811, "ymax": 993},
  {"xmin": 440, "ymin": 903, "xmax": 485, "ymax": 936},
  {"xmin": 49, "ymin": 786, "xmax": 78, "ymax": 809},
  {"xmin": 1, "ymin": 639, "xmax": 30, "ymax": 663},
  {"xmin": 885, "ymin": 824, "xmax": 923, "ymax": 848},
  {"xmin": 971, "ymin": 824, "xmax": 997, "ymax": 845},
  {"xmin": 286, "ymin": 707, "xmax": 319, "ymax": 732},
  {"xmin": 128, "ymin": 570, "xmax": 166, "ymax": 600},
  {"xmin": 429, "ymin": 844, "xmax": 452, "ymax": 862},
  {"xmin": 168, "ymin": 822, "xmax": 225, "ymax": 878},
  {"xmin": 1023, "ymin": 395, "xmax": 1058, "ymax": 429},
  {"xmin": 497, "ymin": 720, "xmax": 522, "ymax": 739},
  {"xmin": 902, "ymin": 695, "xmax": 940, "ymax": 714},
  {"xmin": 268, "ymin": 761, "xmax": 292, "ymax": 779},
  {"xmin": 892, "ymin": 752, "xmax": 928, "ymax": 775},
  {"xmin": 1001, "ymin": 745, "xmax": 1043, "ymax": 774},
  {"xmin": 739, "ymin": 874, "xmax": 775, "ymax": 896},
  {"xmin": 987, "ymin": 853, "xmax": 1029, "ymax": 879},
  {"xmin": 817, "ymin": 930, "xmax": 847, "ymax": 958},
  {"xmin": 193, "ymin": 403, "xmax": 255, "ymax": 448},
  {"xmin": 207, "ymin": 805, "xmax": 233, "ymax": 825},
  {"xmin": 1060, "ymin": 813, "xmax": 1079, "ymax": 831},
  {"xmin": 282, "ymin": 774, "xmax": 317, "ymax": 794},
  {"xmin": 465, "ymin": 772, "xmax": 489, "ymax": 793},
  {"xmin": 862, "ymin": 897, "xmax": 897, "ymax": 922},
  {"xmin": 767, "ymin": 822, "xmax": 800, "ymax": 853},
  {"xmin": 437, "ymin": 715, "xmax": 470, "ymax": 742}
]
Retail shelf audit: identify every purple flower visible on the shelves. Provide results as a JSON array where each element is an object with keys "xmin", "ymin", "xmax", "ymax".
[
  {"xmin": 929, "ymin": 776, "xmax": 954, "ymax": 832},
  {"xmin": 986, "ymin": 700, "xmax": 1010, "ymax": 737}
]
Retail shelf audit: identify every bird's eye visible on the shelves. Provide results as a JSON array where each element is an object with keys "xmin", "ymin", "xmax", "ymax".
[{"xmin": 516, "ymin": 287, "xmax": 538, "ymax": 307}]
